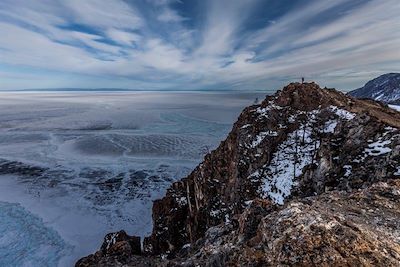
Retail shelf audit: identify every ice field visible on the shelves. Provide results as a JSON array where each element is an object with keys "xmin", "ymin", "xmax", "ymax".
[{"xmin": 0, "ymin": 91, "xmax": 264, "ymax": 266}]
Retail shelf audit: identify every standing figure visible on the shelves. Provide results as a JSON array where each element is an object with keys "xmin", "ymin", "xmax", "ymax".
[{"xmin": 301, "ymin": 77, "xmax": 305, "ymax": 83}]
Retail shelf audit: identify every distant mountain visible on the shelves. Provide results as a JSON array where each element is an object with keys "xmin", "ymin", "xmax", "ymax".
[
  {"xmin": 348, "ymin": 73, "xmax": 400, "ymax": 104},
  {"xmin": 77, "ymin": 83, "xmax": 400, "ymax": 266}
]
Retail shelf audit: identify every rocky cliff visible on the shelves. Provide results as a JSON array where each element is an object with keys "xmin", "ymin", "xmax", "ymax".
[
  {"xmin": 77, "ymin": 82, "xmax": 400, "ymax": 267},
  {"xmin": 349, "ymin": 73, "xmax": 400, "ymax": 104}
]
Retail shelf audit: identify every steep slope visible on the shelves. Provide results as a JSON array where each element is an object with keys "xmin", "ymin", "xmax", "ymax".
[
  {"xmin": 77, "ymin": 82, "xmax": 400, "ymax": 266},
  {"xmin": 349, "ymin": 73, "xmax": 400, "ymax": 104}
]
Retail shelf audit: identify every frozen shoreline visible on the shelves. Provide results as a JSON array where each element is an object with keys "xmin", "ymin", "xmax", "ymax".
[{"xmin": 0, "ymin": 92, "xmax": 264, "ymax": 266}]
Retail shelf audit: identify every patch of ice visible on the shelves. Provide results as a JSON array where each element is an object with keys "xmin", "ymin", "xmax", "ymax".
[
  {"xmin": 241, "ymin": 124, "xmax": 251, "ymax": 129},
  {"xmin": 0, "ymin": 201, "xmax": 72, "ymax": 267}
]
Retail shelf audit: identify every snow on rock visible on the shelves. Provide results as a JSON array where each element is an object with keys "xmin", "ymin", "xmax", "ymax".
[
  {"xmin": 250, "ymin": 111, "xmax": 321, "ymax": 205},
  {"xmin": 248, "ymin": 105, "xmax": 372, "ymax": 205},
  {"xmin": 365, "ymin": 139, "xmax": 392, "ymax": 156},
  {"xmin": 389, "ymin": 105, "xmax": 400, "ymax": 112},
  {"xmin": 329, "ymin": 106, "xmax": 356, "ymax": 120},
  {"xmin": 255, "ymin": 102, "xmax": 283, "ymax": 118},
  {"xmin": 323, "ymin": 120, "xmax": 338, "ymax": 133},
  {"xmin": 104, "ymin": 233, "xmax": 119, "ymax": 250},
  {"xmin": 343, "ymin": 165, "xmax": 352, "ymax": 177},
  {"xmin": 250, "ymin": 131, "xmax": 278, "ymax": 148},
  {"xmin": 175, "ymin": 196, "xmax": 187, "ymax": 206}
]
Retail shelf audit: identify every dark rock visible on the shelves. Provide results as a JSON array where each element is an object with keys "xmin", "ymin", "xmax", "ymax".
[
  {"xmin": 100, "ymin": 231, "xmax": 141, "ymax": 256},
  {"xmin": 76, "ymin": 231, "xmax": 142, "ymax": 267}
]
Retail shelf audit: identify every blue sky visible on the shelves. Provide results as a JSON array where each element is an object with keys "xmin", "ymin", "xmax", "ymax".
[{"xmin": 0, "ymin": 0, "xmax": 399, "ymax": 91}]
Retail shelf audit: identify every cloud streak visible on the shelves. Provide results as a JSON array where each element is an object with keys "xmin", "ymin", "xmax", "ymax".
[{"xmin": 0, "ymin": 0, "xmax": 399, "ymax": 91}]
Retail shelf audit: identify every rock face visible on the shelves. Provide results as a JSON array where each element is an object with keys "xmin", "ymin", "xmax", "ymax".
[
  {"xmin": 163, "ymin": 180, "xmax": 400, "ymax": 266},
  {"xmin": 349, "ymin": 73, "xmax": 400, "ymax": 104},
  {"xmin": 77, "ymin": 82, "xmax": 400, "ymax": 266},
  {"xmin": 75, "ymin": 231, "xmax": 146, "ymax": 267}
]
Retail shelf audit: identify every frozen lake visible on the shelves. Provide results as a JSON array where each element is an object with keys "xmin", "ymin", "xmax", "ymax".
[{"xmin": 0, "ymin": 91, "xmax": 265, "ymax": 266}]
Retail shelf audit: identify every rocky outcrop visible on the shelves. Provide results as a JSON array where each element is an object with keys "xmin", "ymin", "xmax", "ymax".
[
  {"xmin": 75, "ymin": 231, "xmax": 145, "ymax": 267},
  {"xmin": 77, "ymin": 82, "xmax": 400, "ymax": 266},
  {"xmin": 163, "ymin": 179, "xmax": 400, "ymax": 266},
  {"xmin": 349, "ymin": 73, "xmax": 400, "ymax": 104}
]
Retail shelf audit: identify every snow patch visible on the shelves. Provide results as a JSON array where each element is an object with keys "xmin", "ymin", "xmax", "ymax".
[
  {"xmin": 324, "ymin": 120, "xmax": 338, "ymax": 133},
  {"xmin": 250, "ymin": 131, "xmax": 278, "ymax": 148},
  {"xmin": 251, "ymin": 111, "xmax": 321, "ymax": 205},
  {"xmin": 255, "ymin": 102, "xmax": 283, "ymax": 118},
  {"xmin": 365, "ymin": 139, "xmax": 392, "ymax": 156},
  {"xmin": 329, "ymin": 106, "xmax": 356, "ymax": 120},
  {"xmin": 343, "ymin": 165, "xmax": 352, "ymax": 177},
  {"xmin": 175, "ymin": 196, "xmax": 187, "ymax": 206},
  {"xmin": 389, "ymin": 105, "xmax": 400, "ymax": 112}
]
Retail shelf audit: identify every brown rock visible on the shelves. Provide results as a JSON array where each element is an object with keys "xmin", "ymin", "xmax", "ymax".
[{"xmin": 77, "ymin": 82, "xmax": 400, "ymax": 266}]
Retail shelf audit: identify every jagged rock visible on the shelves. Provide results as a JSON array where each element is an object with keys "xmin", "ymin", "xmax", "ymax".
[
  {"xmin": 144, "ymin": 83, "xmax": 400, "ymax": 257},
  {"xmin": 76, "ymin": 231, "xmax": 142, "ymax": 267},
  {"xmin": 165, "ymin": 180, "xmax": 400, "ymax": 266},
  {"xmin": 76, "ymin": 82, "xmax": 400, "ymax": 266}
]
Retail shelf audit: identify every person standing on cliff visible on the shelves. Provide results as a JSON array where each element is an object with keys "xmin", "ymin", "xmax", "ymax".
[{"xmin": 302, "ymin": 77, "xmax": 305, "ymax": 83}]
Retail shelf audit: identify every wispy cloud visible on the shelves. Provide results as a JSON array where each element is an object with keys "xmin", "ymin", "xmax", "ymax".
[{"xmin": 0, "ymin": 0, "xmax": 399, "ymax": 90}]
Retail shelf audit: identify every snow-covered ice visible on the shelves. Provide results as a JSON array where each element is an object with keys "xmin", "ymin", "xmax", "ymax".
[{"xmin": 0, "ymin": 91, "xmax": 264, "ymax": 266}]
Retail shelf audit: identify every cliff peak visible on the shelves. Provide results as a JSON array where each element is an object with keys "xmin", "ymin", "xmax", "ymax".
[{"xmin": 77, "ymin": 83, "xmax": 400, "ymax": 267}]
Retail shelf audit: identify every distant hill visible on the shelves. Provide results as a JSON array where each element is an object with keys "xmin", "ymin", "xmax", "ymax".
[{"xmin": 348, "ymin": 73, "xmax": 400, "ymax": 104}]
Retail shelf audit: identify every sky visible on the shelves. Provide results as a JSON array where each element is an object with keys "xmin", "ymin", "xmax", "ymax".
[{"xmin": 0, "ymin": 0, "xmax": 399, "ymax": 91}]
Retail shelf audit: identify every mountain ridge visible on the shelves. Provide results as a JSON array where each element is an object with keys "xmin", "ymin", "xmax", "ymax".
[{"xmin": 348, "ymin": 73, "xmax": 400, "ymax": 104}]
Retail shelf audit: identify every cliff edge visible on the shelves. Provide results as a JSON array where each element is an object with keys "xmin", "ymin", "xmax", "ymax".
[{"xmin": 77, "ymin": 82, "xmax": 400, "ymax": 267}]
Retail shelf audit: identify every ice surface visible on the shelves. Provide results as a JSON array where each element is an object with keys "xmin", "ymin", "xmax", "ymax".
[
  {"xmin": 0, "ymin": 201, "xmax": 72, "ymax": 267},
  {"xmin": 0, "ymin": 91, "xmax": 264, "ymax": 266}
]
